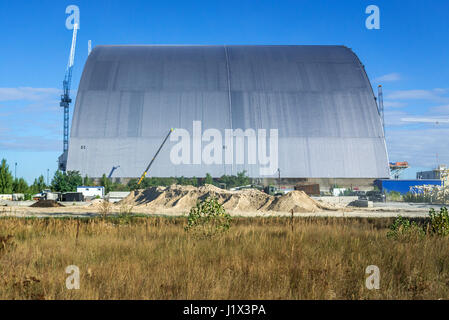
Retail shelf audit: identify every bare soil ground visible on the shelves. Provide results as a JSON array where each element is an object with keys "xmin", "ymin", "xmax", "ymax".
[{"xmin": 0, "ymin": 185, "xmax": 438, "ymax": 218}]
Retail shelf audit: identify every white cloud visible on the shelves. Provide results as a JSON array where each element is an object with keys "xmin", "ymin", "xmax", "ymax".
[
  {"xmin": 0, "ymin": 87, "xmax": 60, "ymax": 102},
  {"xmin": 386, "ymin": 88, "xmax": 449, "ymax": 102},
  {"xmin": 0, "ymin": 87, "xmax": 66, "ymax": 152},
  {"xmin": 373, "ymin": 73, "xmax": 401, "ymax": 82},
  {"xmin": 0, "ymin": 135, "xmax": 60, "ymax": 151},
  {"xmin": 429, "ymin": 104, "xmax": 449, "ymax": 114},
  {"xmin": 400, "ymin": 117, "xmax": 449, "ymax": 124},
  {"xmin": 386, "ymin": 127, "xmax": 449, "ymax": 167},
  {"xmin": 384, "ymin": 109, "xmax": 410, "ymax": 126},
  {"xmin": 383, "ymin": 100, "xmax": 407, "ymax": 108}
]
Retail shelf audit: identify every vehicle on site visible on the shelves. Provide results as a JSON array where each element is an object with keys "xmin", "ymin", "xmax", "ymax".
[
  {"xmin": 294, "ymin": 183, "xmax": 320, "ymax": 196},
  {"xmin": 32, "ymin": 189, "xmax": 60, "ymax": 201},
  {"xmin": 365, "ymin": 190, "xmax": 386, "ymax": 202},
  {"xmin": 263, "ymin": 185, "xmax": 284, "ymax": 196},
  {"xmin": 354, "ymin": 190, "xmax": 367, "ymax": 199}
]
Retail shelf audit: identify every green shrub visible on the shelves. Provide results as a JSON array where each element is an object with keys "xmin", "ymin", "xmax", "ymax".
[
  {"xmin": 429, "ymin": 207, "xmax": 449, "ymax": 236},
  {"xmin": 185, "ymin": 197, "xmax": 232, "ymax": 238},
  {"xmin": 387, "ymin": 191, "xmax": 402, "ymax": 202},
  {"xmin": 403, "ymin": 192, "xmax": 433, "ymax": 203},
  {"xmin": 388, "ymin": 207, "xmax": 449, "ymax": 240},
  {"xmin": 387, "ymin": 216, "xmax": 425, "ymax": 239}
]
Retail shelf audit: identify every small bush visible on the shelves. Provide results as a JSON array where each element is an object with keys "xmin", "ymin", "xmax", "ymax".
[
  {"xmin": 185, "ymin": 197, "xmax": 232, "ymax": 238},
  {"xmin": 403, "ymin": 192, "xmax": 433, "ymax": 203},
  {"xmin": 119, "ymin": 202, "xmax": 134, "ymax": 216},
  {"xmin": 98, "ymin": 199, "xmax": 112, "ymax": 218},
  {"xmin": 387, "ymin": 216, "xmax": 424, "ymax": 239},
  {"xmin": 429, "ymin": 207, "xmax": 449, "ymax": 236},
  {"xmin": 387, "ymin": 191, "xmax": 402, "ymax": 202},
  {"xmin": 388, "ymin": 207, "xmax": 449, "ymax": 240}
]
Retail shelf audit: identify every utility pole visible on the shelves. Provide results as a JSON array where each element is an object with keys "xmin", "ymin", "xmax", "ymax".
[
  {"xmin": 47, "ymin": 169, "xmax": 49, "ymax": 186},
  {"xmin": 277, "ymin": 168, "xmax": 281, "ymax": 191},
  {"xmin": 14, "ymin": 162, "xmax": 17, "ymax": 181},
  {"xmin": 223, "ymin": 145, "xmax": 226, "ymax": 176}
]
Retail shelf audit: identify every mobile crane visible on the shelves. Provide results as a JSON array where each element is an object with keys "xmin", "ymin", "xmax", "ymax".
[{"xmin": 137, "ymin": 128, "xmax": 174, "ymax": 186}]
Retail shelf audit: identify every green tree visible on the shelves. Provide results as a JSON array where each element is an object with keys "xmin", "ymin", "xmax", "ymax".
[
  {"xmin": 216, "ymin": 171, "xmax": 250, "ymax": 189},
  {"xmin": 110, "ymin": 181, "xmax": 130, "ymax": 192},
  {"xmin": 0, "ymin": 159, "xmax": 13, "ymax": 194},
  {"xmin": 83, "ymin": 175, "xmax": 93, "ymax": 186},
  {"xmin": 12, "ymin": 177, "xmax": 29, "ymax": 194},
  {"xmin": 30, "ymin": 175, "xmax": 47, "ymax": 194},
  {"xmin": 204, "ymin": 173, "xmax": 213, "ymax": 185},
  {"xmin": 236, "ymin": 170, "xmax": 250, "ymax": 186},
  {"xmin": 190, "ymin": 177, "xmax": 198, "ymax": 187},
  {"xmin": 127, "ymin": 178, "xmax": 139, "ymax": 190},
  {"xmin": 51, "ymin": 171, "xmax": 82, "ymax": 192},
  {"xmin": 100, "ymin": 174, "xmax": 111, "ymax": 194}
]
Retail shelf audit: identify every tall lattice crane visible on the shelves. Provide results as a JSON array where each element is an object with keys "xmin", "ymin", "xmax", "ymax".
[{"xmin": 58, "ymin": 23, "xmax": 78, "ymax": 171}]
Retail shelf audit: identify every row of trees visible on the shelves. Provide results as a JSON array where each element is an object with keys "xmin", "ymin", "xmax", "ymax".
[
  {"xmin": 1, "ymin": 158, "xmax": 252, "ymax": 196},
  {"xmin": 126, "ymin": 171, "xmax": 250, "ymax": 191},
  {"xmin": 0, "ymin": 159, "xmax": 48, "ymax": 195}
]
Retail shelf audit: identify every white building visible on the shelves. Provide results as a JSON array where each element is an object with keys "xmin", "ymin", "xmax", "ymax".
[
  {"xmin": 106, "ymin": 191, "xmax": 131, "ymax": 203},
  {"xmin": 76, "ymin": 186, "xmax": 105, "ymax": 199}
]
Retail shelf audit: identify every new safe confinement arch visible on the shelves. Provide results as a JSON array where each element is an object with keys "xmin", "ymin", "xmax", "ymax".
[{"xmin": 66, "ymin": 45, "xmax": 389, "ymax": 179}]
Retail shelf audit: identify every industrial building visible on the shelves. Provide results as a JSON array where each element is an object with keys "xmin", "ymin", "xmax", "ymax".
[
  {"xmin": 65, "ymin": 45, "xmax": 389, "ymax": 186},
  {"xmin": 374, "ymin": 179, "xmax": 442, "ymax": 195},
  {"xmin": 417, "ymin": 165, "xmax": 448, "ymax": 180}
]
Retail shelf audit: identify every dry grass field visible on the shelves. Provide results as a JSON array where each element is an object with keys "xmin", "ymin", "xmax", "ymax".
[{"xmin": 0, "ymin": 216, "xmax": 448, "ymax": 300}]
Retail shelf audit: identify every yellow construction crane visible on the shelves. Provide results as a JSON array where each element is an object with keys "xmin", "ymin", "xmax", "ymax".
[{"xmin": 137, "ymin": 128, "xmax": 174, "ymax": 186}]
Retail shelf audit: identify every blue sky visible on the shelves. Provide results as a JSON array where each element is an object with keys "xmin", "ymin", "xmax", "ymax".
[{"xmin": 0, "ymin": 0, "xmax": 448, "ymax": 183}]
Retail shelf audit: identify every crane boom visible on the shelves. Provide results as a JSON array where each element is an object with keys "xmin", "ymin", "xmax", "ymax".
[
  {"xmin": 137, "ymin": 128, "xmax": 174, "ymax": 186},
  {"xmin": 108, "ymin": 165, "xmax": 120, "ymax": 179},
  {"xmin": 58, "ymin": 24, "xmax": 78, "ymax": 171}
]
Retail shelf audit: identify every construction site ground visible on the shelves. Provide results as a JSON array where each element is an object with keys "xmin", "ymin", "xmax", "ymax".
[{"xmin": 0, "ymin": 185, "xmax": 445, "ymax": 219}]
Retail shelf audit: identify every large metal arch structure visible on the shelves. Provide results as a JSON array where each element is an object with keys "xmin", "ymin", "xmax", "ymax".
[{"xmin": 66, "ymin": 45, "xmax": 389, "ymax": 179}]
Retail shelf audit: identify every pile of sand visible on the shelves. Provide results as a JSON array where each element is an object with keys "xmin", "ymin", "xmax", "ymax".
[
  {"xmin": 119, "ymin": 184, "xmax": 334, "ymax": 213},
  {"xmin": 30, "ymin": 200, "xmax": 64, "ymax": 208},
  {"xmin": 266, "ymin": 190, "xmax": 331, "ymax": 212}
]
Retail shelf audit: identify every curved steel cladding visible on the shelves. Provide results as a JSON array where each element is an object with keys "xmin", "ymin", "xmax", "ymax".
[{"xmin": 67, "ymin": 45, "xmax": 390, "ymax": 179}]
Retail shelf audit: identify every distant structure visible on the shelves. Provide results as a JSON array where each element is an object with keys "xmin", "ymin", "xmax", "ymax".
[
  {"xmin": 65, "ymin": 45, "xmax": 389, "ymax": 187},
  {"xmin": 375, "ymin": 179, "xmax": 442, "ymax": 195},
  {"xmin": 417, "ymin": 165, "xmax": 448, "ymax": 180},
  {"xmin": 389, "ymin": 161, "xmax": 409, "ymax": 179}
]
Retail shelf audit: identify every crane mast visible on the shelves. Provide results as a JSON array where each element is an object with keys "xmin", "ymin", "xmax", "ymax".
[
  {"xmin": 377, "ymin": 85, "xmax": 385, "ymax": 136},
  {"xmin": 58, "ymin": 24, "xmax": 78, "ymax": 171}
]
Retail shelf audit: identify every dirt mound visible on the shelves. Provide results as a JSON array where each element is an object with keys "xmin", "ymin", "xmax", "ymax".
[
  {"xmin": 266, "ymin": 190, "xmax": 329, "ymax": 213},
  {"xmin": 30, "ymin": 200, "xmax": 64, "ymax": 208},
  {"xmin": 120, "ymin": 184, "xmax": 332, "ymax": 213}
]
